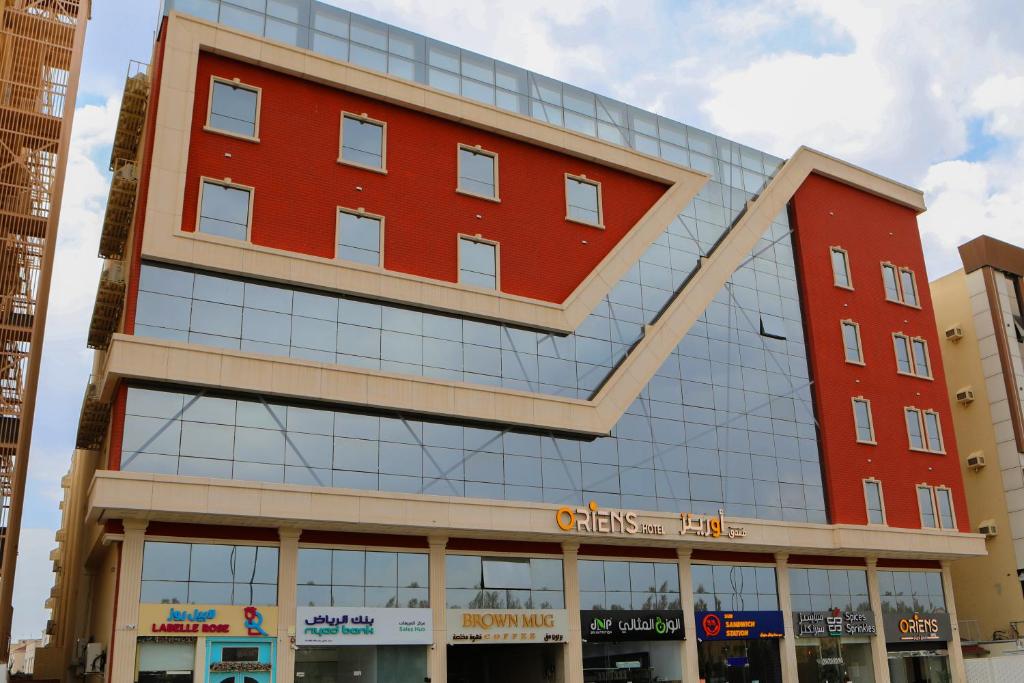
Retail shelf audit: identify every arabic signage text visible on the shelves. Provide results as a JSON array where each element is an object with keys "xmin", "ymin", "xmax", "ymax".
[
  {"xmin": 581, "ymin": 610, "xmax": 685, "ymax": 642},
  {"xmin": 882, "ymin": 612, "xmax": 952, "ymax": 643},
  {"xmin": 695, "ymin": 611, "xmax": 784, "ymax": 641},
  {"xmin": 794, "ymin": 610, "xmax": 877, "ymax": 637},
  {"xmin": 447, "ymin": 609, "xmax": 569, "ymax": 644},
  {"xmin": 555, "ymin": 502, "xmax": 746, "ymax": 539},
  {"xmin": 139, "ymin": 604, "xmax": 277, "ymax": 637},
  {"xmin": 296, "ymin": 607, "xmax": 432, "ymax": 645}
]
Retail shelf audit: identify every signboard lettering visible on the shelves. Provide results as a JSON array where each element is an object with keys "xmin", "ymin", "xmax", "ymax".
[
  {"xmin": 794, "ymin": 609, "xmax": 877, "ymax": 637},
  {"xmin": 139, "ymin": 604, "xmax": 277, "ymax": 637},
  {"xmin": 882, "ymin": 612, "xmax": 952, "ymax": 643},
  {"xmin": 447, "ymin": 609, "xmax": 569, "ymax": 644},
  {"xmin": 581, "ymin": 610, "xmax": 685, "ymax": 642},
  {"xmin": 296, "ymin": 607, "xmax": 431, "ymax": 645},
  {"xmin": 554, "ymin": 502, "xmax": 745, "ymax": 539},
  {"xmin": 695, "ymin": 611, "xmax": 784, "ymax": 641}
]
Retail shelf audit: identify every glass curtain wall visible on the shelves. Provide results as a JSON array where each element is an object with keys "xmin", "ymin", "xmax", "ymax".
[{"xmin": 140, "ymin": 541, "xmax": 279, "ymax": 604}]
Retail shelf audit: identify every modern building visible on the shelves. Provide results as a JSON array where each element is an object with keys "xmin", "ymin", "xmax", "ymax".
[
  {"xmin": 0, "ymin": 0, "xmax": 89, "ymax": 659},
  {"xmin": 37, "ymin": 2, "xmax": 985, "ymax": 683},
  {"xmin": 931, "ymin": 236, "xmax": 1024, "ymax": 646}
]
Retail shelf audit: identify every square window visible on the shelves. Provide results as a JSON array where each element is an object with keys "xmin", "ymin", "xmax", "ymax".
[
  {"xmin": 459, "ymin": 237, "xmax": 497, "ymax": 290},
  {"xmin": 337, "ymin": 210, "xmax": 382, "ymax": 266},
  {"xmin": 208, "ymin": 78, "xmax": 259, "ymax": 139},
  {"xmin": 198, "ymin": 180, "xmax": 251, "ymax": 240},
  {"xmin": 458, "ymin": 146, "xmax": 498, "ymax": 199},
  {"xmin": 340, "ymin": 114, "xmax": 385, "ymax": 170},
  {"xmin": 565, "ymin": 175, "xmax": 602, "ymax": 227}
]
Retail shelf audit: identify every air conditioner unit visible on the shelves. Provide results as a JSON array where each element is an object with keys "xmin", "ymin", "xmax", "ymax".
[
  {"xmin": 978, "ymin": 520, "xmax": 998, "ymax": 538},
  {"xmin": 955, "ymin": 387, "xmax": 975, "ymax": 404},
  {"xmin": 85, "ymin": 643, "xmax": 106, "ymax": 674},
  {"xmin": 966, "ymin": 452, "xmax": 986, "ymax": 470},
  {"xmin": 944, "ymin": 325, "xmax": 964, "ymax": 342}
]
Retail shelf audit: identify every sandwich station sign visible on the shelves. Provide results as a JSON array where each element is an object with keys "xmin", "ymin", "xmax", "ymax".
[{"xmin": 555, "ymin": 501, "xmax": 747, "ymax": 540}]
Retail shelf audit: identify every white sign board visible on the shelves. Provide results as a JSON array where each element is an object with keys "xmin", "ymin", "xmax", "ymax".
[
  {"xmin": 447, "ymin": 609, "xmax": 569, "ymax": 645},
  {"xmin": 296, "ymin": 607, "xmax": 432, "ymax": 645}
]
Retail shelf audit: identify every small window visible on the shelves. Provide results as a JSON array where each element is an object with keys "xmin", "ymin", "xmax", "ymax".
[
  {"xmin": 340, "ymin": 113, "xmax": 385, "ymax": 170},
  {"xmin": 337, "ymin": 209, "xmax": 382, "ymax": 266},
  {"xmin": 893, "ymin": 334, "xmax": 912, "ymax": 374},
  {"xmin": 459, "ymin": 236, "xmax": 497, "ymax": 290},
  {"xmin": 831, "ymin": 247, "xmax": 852, "ymax": 289},
  {"xmin": 924, "ymin": 411, "xmax": 943, "ymax": 453},
  {"xmin": 760, "ymin": 315, "xmax": 787, "ymax": 340},
  {"xmin": 841, "ymin": 321, "xmax": 863, "ymax": 364},
  {"xmin": 198, "ymin": 180, "xmax": 251, "ymax": 240},
  {"xmin": 852, "ymin": 398, "xmax": 875, "ymax": 444},
  {"xmin": 917, "ymin": 486, "xmax": 937, "ymax": 529},
  {"xmin": 207, "ymin": 78, "xmax": 260, "ymax": 139},
  {"xmin": 911, "ymin": 339, "xmax": 931, "ymax": 378},
  {"xmin": 458, "ymin": 145, "xmax": 498, "ymax": 199},
  {"xmin": 899, "ymin": 268, "xmax": 919, "ymax": 306},
  {"xmin": 905, "ymin": 408, "xmax": 925, "ymax": 450},
  {"xmin": 882, "ymin": 264, "xmax": 900, "ymax": 302},
  {"xmin": 894, "ymin": 333, "xmax": 932, "ymax": 378},
  {"xmin": 864, "ymin": 479, "xmax": 885, "ymax": 525},
  {"xmin": 565, "ymin": 174, "xmax": 602, "ymax": 227},
  {"xmin": 935, "ymin": 488, "xmax": 956, "ymax": 529}
]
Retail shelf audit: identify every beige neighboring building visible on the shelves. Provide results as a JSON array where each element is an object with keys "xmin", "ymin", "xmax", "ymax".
[
  {"xmin": 931, "ymin": 235, "xmax": 1024, "ymax": 644},
  {"xmin": 9, "ymin": 638, "xmax": 42, "ymax": 675}
]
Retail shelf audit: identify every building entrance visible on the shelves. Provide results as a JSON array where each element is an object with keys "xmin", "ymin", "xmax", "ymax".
[
  {"xmin": 447, "ymin": 643, "xmax": 563, "ymax": 683},
  {"xmin": 886, "ymin": 650, "xmax": 951, "ymax": 683}
]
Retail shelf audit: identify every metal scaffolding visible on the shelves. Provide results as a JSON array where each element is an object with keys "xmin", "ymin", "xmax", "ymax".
[{"xmin": 0, "ymin": 0, "xmax": 88, "ymax": 656}]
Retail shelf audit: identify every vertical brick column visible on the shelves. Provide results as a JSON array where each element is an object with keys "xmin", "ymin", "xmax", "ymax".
[
  {"xmin": 427, "ymin": 536, "xmax": 447, "ymax": 683},
  {"xmin": 561, "ymin": 541, "xmax": 584, "ymax": 683},
  {"xmin": 865, "ymin": 558, "xmax": 892, "ymax": 683},
  {"xmin": 774, "ymin": 553, "xmax": 798, "ymax": 682},
  {"xmin": 941, "ymin": 560, "xmax": 967, "ymax": 683},
  {"xmin": 276, "ymin": 528, "xmax": 301, "ymax": 683},
  {"xmin": 110, "ymin": 519, "xmax": 148, "ymax": 683},
  {"xmin": 676, "ymin": 548, "xmax": 700, "ymax": 682}
]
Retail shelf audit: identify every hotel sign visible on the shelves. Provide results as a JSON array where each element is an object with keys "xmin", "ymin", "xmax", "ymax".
[
  {"xmin": 555, "ymin": 502, "xmax": 746, "ymax": 539},
  {"xmin": 794, "ymin": 610, "xmax": 877, "ymax": 637},
  {"xmin": 882, "ymin": 612, "xmax": 952, "ymax": 643},
  {"xmin": 139, "ymin": 604, "xmax": 277, "ymax": 637},
  {"xmin": 581, "ymin": 610, "xmax": 685, "ymax": 642},
  {"xmin": 296, "ymin": 607, "xmax": 431, "ymax": 645},
  {"xmin": 695, "ymin": 611, "xmax": 784, "ymax": 641},
  {"xmin": 447, "ymin": 609, "xmax": 569, "ymax": 644}
]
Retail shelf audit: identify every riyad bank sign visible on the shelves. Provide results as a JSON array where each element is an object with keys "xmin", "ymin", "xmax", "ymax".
[{"xmin": 555, "ymin": 501, "xmax": 747, "ymax": 539}]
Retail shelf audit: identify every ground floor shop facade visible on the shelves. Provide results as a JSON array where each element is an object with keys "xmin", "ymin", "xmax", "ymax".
[{"xmin": 77, "ymin": 475, "xmax": 985, "ymax": 683}]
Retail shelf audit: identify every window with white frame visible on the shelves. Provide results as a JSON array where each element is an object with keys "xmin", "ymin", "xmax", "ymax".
[
  {"xmin": 881, "ymin": 262, "xmax": 920, "ymax": 307},
  {"xmin": 340, "ymin": 113, "xmax": 385, "ymax": 169},
  {"xmin": 198, "ymin": 180, "xmax": 251, "ymax": 240},
  {"xmin": 899, "ymin": 268, "xmax": 919, "ymax": 306},
  {"xmin": 459, "ymin": 236, "xmax": 497, "ymax": 289},
  {"xmin": 853, "ymin": 398, "xmax": 875, "ymax": 444},
  {"xmin": 565, "ymin": 174, "xmax": 602, "ymax": 226},
  {"xmin": 208, "ymin": 78, "xmax": 260, "ymax": 138},
  {"xmin": 905, "ymin": 407, "xmax": 944, "ymax": 453},
  {"xmin": 458, "ymin": 145, "xmax": 497, "ymax": 199},
  {"xmin": 911, "ymin": 338, "xmax": 931, "ymax": 377},
  {"xmin": 842, "ymin": 320, "xmax": 863, "ymax": 364},
  {"xmin": 864, "ymin": 479, "xmax": 885, "ymax": 524},
  {"xmin": 935, "ymin": 488, "xmax": 956, "ymax": 529},
  {"xmin": 337, "ymin": 209, "xmax": 382, "ymax": 266},
  {"xmin": 917, "ymin": 485, "xmax": 937, "ymax": 528},
  {"xmin": 831, "ymin": 247, "xmax": 852, "ymax": 289},
  {"xmin": 893, "ymin": 333, "xmax": 931, "ymax": 378}
]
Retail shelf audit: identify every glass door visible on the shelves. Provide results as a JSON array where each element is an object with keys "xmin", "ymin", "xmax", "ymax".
[{"xmin": 206, "ymin": 638, "xmax": 275, "ymax": 683}]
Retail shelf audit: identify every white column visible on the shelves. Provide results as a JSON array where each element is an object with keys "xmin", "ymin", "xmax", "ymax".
[
  {"xmin": 774, "ymin": 553, "xmax": 798, "ymax": 683},
  {"xmin": 865, "ymin": 558, "xmax": 891, "ymax": 683},
  {"xmin": 110, "ymin": 519, "xmax": 148, "ymax": 683},
  {"xmin": 676, "ymin": 548, "xmax": 700, "ymax": 683},
  {"xmin": 427, "ymin": 536, "xmax": 448, "ymax": 683},
  {"xmin": 940, "ymin": 560, "xmax": 967, "ymax": 683},
  {"xmin": 276, "ymin": 528, "xmax": 301, "ymax": 683},
  {"xmin": 562, "ymin": 542, "xmax": 584, "ymax": 683}
]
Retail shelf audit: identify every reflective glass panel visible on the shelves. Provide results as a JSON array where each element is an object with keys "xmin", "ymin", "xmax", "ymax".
[
  {"xmin": 566, "ymin": 176, "xmax": 600, "ymax": 225},
  {"xmin": 199, "ymin": 182, "xmax": 250, "ymax": 240},
  {"xmin": 917, "ymin": 487, "xmax": 937, "ymax": 528},
  {"xmin": 831, "ymin": 248, "xmax": 850, "ymax": 287},
  {"xmin": 209, "ymin": 81, "xmax": 258, "ymax": 137},
  {"xmin": 458, "ymin": 147, "xmax": 496, "ymax": 198},
  {"xmin": 337, "ymin": 211, "xmax": 382, "ymax": 266},
  {"xmin": 341, "ymin": 115, "xmax": 384, "ymax": 168}
]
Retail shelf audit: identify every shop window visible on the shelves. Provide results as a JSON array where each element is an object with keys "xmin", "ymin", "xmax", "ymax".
[
  {"xmin": 788, "ymin": 567, "xmax": 869, "ymax": 611},
  {"xmin": 198, "ymin": 179, "xmax": 252, "ymax": 241},
  {"xmin": 852, "ymin": 397, "xmax": 875, "ymax": 444},
  {"xmin": 445, "ymin": 554, "xmax": 563, "ymax": 609},
  {"xmin": 578, "ymin": 559, "xmax": 680, "ymax": 610},
  {"xmin": 830, "ymin": 246, "xmax": 852, "ymax": 289},
  {"xmin": 337, "ymin": 209, "xmax": 383, "ymax": 266},
  {"xmin": 565, "ymin": 174, "xmax": 603, "ymax": 227},
  {"xmin": 457, "ymin": 145, "xmax": 498, "ymax": 199},
  {"xmin": 863, "ymin": 479, "xmax": 885, "ymax": 525},
  {"xmin": 296, "ymin": 548, "xmax": 428, "ymax": 607},
  {"xmin": 207, "ymin": 77, "xmax": 260, "ymax": 139},
  {"xmin": 458, "ymin": 236, "xmax": 498, "ymax": 289},
  {"xmin": 841, "ymin": 320, "xmax": 863, "ymax": 364},
  {"xmin": 691, "ymin": 563, "xmax": 778, "ymax": 612},
  {"xmin": 140, "ymin": 541, "xmax": 278, "ymax": 605},
  {"xmin": 877, "ymin": 570, "xmax": 946, "ymax": 614},
  {"xmin": 340, "ymin": 113, "xmax": 386, "ymax": 170}
]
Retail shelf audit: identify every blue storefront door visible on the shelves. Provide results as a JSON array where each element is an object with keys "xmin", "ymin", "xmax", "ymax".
[{"xmin": 205, "ymin": 638, "xmax": 275, "ymax": 683}]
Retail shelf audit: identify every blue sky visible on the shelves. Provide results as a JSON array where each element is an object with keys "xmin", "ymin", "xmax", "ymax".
[{"xmin": 11, "ymin": 0, "xmax": 1024, "ymax": 639}]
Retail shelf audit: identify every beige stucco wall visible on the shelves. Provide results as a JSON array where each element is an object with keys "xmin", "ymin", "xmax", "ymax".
[{"xmin": 931, "ymin": 269, "xmax": 1024, "ymax": 640}]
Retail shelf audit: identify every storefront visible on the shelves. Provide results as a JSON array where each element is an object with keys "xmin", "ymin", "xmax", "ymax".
[
  {"xmin": 446, "ymin": 609, "xmax": 569, "ymax": 683},
  {"xmin": 580, "ymin": 609, "xmax": 685, "ymax": 683},
  {"xmin": 694, "ymin": 610, "xmax": 784, "ymax": 683},
  {"xmin": 294, "ymin": 606, "xmax": 432, "ymax": 683},
  {"xmin": 883, "ymin": 612, "xmax": 953, "ymax": 683},
  {"xmin": 793, "ymin": 610, "xmax": 876, "ymax": 682},
  {"xmin": 136, "ymin": 604, "xmax": 278, "ymax": 683}
]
